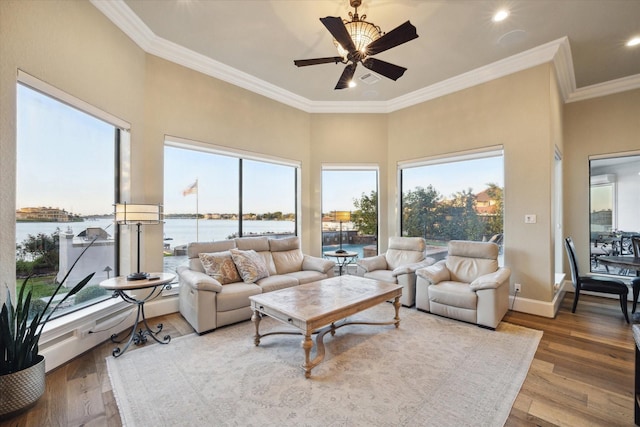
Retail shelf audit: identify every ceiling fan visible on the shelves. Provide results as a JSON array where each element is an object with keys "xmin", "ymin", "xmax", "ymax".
[{"xmin": 293, "ymin": 0, "xmax": 419, "ymax": 90}]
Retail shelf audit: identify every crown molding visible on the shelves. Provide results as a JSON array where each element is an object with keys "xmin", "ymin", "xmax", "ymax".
[
  {"xmin": 388, "ymin": 37, "xmax": 570, "ymax": 112},
  {"xmin": 91, "ymin": 1, "xmax": 636, "ymax": 113},
  {"xmin": 566, "ymin": 73, "xmax": 640, "ymax": 103}
]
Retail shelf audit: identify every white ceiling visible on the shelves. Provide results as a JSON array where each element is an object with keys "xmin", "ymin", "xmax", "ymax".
[{"xmin": 93, "ymin": 0, "xmax": 640, "ymax": 112}]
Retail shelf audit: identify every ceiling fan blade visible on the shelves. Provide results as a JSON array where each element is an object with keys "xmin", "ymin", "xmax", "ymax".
[
  {"xmin": 365, "ymin": 21, "xmax": 418, "ymax": 56},
  {"xmin": 362, "ymin": 57, "xmax": 407, "ymax": 81},
  {"xmin": 320, "ymin": 16, "xmax": 357, "ymax": 54},
  {"xmin": 335, "ymin": 63, "xmax": 357, "ymax": 90},
  {"xmin": 294, "ymin": 57, "xmax": 344, "ymax": 67}
]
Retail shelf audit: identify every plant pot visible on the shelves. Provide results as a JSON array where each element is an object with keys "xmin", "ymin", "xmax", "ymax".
[{"xmin": 0, "ymin": 355, "xmax": 45, "ymax": 420}]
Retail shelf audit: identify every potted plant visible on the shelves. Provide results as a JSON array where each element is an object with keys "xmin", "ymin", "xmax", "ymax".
[{"xmin": 0, "ymin": 240, "xmax": 96, "ymax": 419}]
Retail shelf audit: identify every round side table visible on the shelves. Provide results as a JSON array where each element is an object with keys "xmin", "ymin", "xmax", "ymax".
[{"xmin": 100, "ymin": 272, "xmax": 175, "ymax": 357}]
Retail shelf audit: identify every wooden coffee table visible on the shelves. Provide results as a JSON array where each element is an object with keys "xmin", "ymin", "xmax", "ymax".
[{"xmin": 249, "ymin": 275, "xmax": 402, "ymax": 378}]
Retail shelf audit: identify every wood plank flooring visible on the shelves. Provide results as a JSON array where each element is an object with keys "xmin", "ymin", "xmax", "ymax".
[{"xmin": 1, "ymin": 293, "xmax": 635, "ymax": 427}]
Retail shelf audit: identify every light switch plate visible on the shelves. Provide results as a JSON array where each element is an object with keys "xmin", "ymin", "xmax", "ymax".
[{"xmin": 525, "ymin": 214, "xmax": 537, "ymax": 224}]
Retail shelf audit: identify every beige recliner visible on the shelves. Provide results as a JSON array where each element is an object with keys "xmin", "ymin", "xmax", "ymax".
[
  {"xmin": 415, "ymin": 240, "xmax": 510, "ymax": 329},
  {"xmin": 356, "ymin": 237, "xmax": 435, "ymax": 307}
]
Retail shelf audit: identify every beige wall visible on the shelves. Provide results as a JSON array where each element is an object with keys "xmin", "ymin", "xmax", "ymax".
[
  {"xmin": 142, "ymin": 56, "xmax": 312, "ymax": 269},
  {"xmin": 2, "ymin": 0, "xmax": 638, "ymax": 312},
  {"xmin": 388, "ymin": 65, "xmax": 559, "ymax": 302},
  {"xmin": 563, "ymin": 89, "xmax": 640, "ymax": 274},
  {"xmin": 309, "ymin": 114, "xmax": 389, "ymax": 253},
  {"xmin": 0, "ymin": 0, "xmax": 146, "ymax": 293}
]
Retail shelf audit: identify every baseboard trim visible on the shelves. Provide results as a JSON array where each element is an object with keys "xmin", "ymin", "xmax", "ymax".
[{"xmin": 509, "ymin": 288, "xmax": 566, "ymax": 318}]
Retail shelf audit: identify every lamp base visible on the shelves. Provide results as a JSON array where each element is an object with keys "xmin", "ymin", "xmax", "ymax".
[{"xmin": 127, "ymin": 272, "xmax": 149, "ymax": 281}]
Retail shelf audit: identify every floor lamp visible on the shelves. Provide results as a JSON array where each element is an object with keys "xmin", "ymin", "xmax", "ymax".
[
  {"xmin": 334, "ymin": 211, "xmax": 351, "ymax": 254},
  {"xmin": 115, "ymin": 202, "xmax": 163, "ymax": 281}
]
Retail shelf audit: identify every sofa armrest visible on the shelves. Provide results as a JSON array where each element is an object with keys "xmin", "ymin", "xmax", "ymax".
[
  {"xmin": 391, "ymin": 257, "xmax": 437, "ymax": 277},
  {"xmin": 303, "ymin": 255, "xmax": 335, "ymax": 274},
  {"xmin": 177, "ymin": 266, "xmax": 223, "ymax": 292},
  {"xmin": 356, "ymin": 255, "xmax": 388, "ymax": 273},
  {"xmin": 469, "ymin": 267, "xmax": 511, "ymax": 291},
  {"xmin": 415, "ymin": 260, "xmax": 449, "ymax": 285}
]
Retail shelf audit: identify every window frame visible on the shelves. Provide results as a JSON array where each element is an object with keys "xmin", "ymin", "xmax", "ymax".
[
  {"xmin": 162, "ymin": 136, "xmax": 301, "ymax": 273},
  {"xmin": 320, "ymin": 164, "xmax": 380, "ymax": 257},
  {"xmin": 397, "ymin": 146, "xmax": 505, "ymax": 253},
  {"xmin": 16, "ymin": 71, "xmax": 129, "ymax": 319}
]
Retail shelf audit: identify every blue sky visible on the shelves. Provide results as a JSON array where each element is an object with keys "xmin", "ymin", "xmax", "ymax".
[
  {"xmin": 17, "ymin": 84, "xmax": 114, "ymax": 216},
  {"xmin": 18, "ymin": 84, "xmax": 504, "ymax": 217}
]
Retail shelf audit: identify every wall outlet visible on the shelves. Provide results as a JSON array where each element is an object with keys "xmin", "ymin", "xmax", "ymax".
[
  {"xmin": 75, "ymin": 324, "xmax": 94, "ymax": 339},
  {"xmin": 514, "ymin": 283, "xmax": 522, "ymax": 292}
]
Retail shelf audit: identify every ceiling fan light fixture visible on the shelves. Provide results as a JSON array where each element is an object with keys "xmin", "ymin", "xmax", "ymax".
[
  {"xmin": 626, "ymin": 36, "xmax": 640, "ymax": 47},
  {"xmin": 335, "ymin": 19, "xmax": 382, "ymax": 60},
  {"xmin": 492, "ymin": 9, "xmax": 510, "ymax": 22}
]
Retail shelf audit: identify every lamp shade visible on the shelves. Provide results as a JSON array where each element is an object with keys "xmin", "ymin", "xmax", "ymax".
[
  {"xmin": 115, "ymin": 203, "xmax": 162, "ymax": 224},
  {"xmin": 334, "ymin": 211, "xmax": 351, "ymax": 222},
  {"xmin": 335, "ymin": 20, "xmax": 381, "ymax": 60}
]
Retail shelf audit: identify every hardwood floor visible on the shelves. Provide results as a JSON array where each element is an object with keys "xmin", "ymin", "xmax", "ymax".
[{"xmin": 1, "ymin": 293, "xmax": 635, "ymax": 427}]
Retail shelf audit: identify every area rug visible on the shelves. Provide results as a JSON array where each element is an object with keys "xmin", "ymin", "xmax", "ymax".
[{"xmin": 107, "ymin": 306, "xmax": 542, "ymax": 427}]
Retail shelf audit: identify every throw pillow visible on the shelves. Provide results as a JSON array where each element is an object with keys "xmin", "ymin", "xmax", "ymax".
[
  {"xmin": 230, "ymin": 248, "xmax": 270, "ymax": 283},
  {"xmin": 198, "ymin": 251, "xmax": 242, "ymax": 284}
]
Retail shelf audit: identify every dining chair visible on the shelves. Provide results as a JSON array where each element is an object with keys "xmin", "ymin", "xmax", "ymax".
[
  {"xmin": 564, "ymin": 237, "xmax": 629, "ymax": 323},
  {"xmin": 632, "ymin": 235, "xmax": 640, "ymax": 258},
  {"xmin": 630, "ymin": 235, "xmax": 640, "ymax": 314}
]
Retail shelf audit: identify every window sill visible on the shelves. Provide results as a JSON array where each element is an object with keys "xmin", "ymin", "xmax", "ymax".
[{"xmin": 40, "ymin": 297, "xmax": 129, "ymax": 346}]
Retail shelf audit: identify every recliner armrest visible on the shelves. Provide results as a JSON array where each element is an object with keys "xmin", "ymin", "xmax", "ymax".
[
  {"xmin": 391, "ymin": 257, "xmax": 437, "ymax": 277},
  {"xmin": 416, "ymin": 260, "xmax": 449, "ymax": 285},
  {"xmin": 303, "ymin": 255, "xmax": 335, "ymax": 274},
  {"xmin": 356, "ymin": 255, "xmax": 388, "ymax": 273},
  {"xmin": 469, "ymin": 267, "xmax": 511, "ymax": 291},
  {"xmin": 177, "ymin": 266, "xmax": 223, "ymax": 292}
]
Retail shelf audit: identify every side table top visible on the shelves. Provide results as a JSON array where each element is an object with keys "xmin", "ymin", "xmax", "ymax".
[
  {"xmin": 100, "ymin": 272, "xmax": 175, "ymax": 290},
  {"xmin": 324, "ymin": 251, "xmax": 358, "ymax": 258}
]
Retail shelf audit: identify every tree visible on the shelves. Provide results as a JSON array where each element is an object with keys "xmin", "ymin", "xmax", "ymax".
[
  {"xmin": 401, "ymin": 186, "xmax": 442, "ymax": 239},
  {"xmin": 16, "ymin": 230, "xmax": 60, "ymax": 271},
  {"xmin": 351, "ymin": 191, "xmax": 377, "ymax": 235},
  {"xmin": 440, "ymin": 188, "xmax": 484, "ymax": 241},
  {"xmin": 484, "ymin": 183, "xmax": 504, "ymax": 238}
]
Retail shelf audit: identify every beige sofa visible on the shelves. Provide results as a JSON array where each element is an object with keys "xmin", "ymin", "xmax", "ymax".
[
  {"xmin": 415, "ymin": 240, "xmax": 510, "ymax": 329},
  {"xmin": 177, "ymin": 236, "xmax": 335, "ymax": 334}
]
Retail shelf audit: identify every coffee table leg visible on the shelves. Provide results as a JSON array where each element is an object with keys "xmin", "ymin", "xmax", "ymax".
[
  {"xmin": 252, "ymin": 310, "xmax": 262, "ymax": 346},
  {"xmin": 302, "ymin": 333, "xmax": 314, "ymax": 378},
  {"xmin": 393, "ymin": 296, "xmax": 401, "ymax": 328}
]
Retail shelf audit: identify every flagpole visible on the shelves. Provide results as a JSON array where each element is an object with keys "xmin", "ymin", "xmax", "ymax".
[{"xmin": 196, "ymin": 178, "xmax": 199, "ymax": 241}]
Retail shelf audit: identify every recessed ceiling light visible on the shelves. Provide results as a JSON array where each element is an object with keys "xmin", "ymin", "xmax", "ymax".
[
  {"xmin": 348, "ymin": 81, "xmax": 357, "ymax": 88},
  {"xmin": 627, "ymin": 37, "xmax": 640, "ymax": 47},
  {"xmin": 492, "ymin": 9, "xmax": 510, "ymax": 22}
]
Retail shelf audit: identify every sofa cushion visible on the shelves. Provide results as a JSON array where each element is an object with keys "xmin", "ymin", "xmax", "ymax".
[
  {"xmin": 235, "ymin": 236, "xmax": 270, "ymax": 252},
  {"xmin": 272, "ymin": 249, "xmax": 304, "ymax": 274},
  {"xmin": 429, "ymin": 281, "xmax": 478, "ymax": 310},
  {"xmin": 198, "ymin": 251, "xmax": 242, "ymax": 284},
  {"xmin": 216, "ymin": 282, "xmax": 262, "ymax": 312},
  {"xmin": 385, "ymin": 249, "xmax": 424, "ymax": 270},
  {"xmin": 230, "ymin": 249, "xmax": 270, "ymax": 283},
  {"xmin": 187, "ymin": 240, "xmax": 237, "ymax": 273},
  {"xmin": 446, "ymin": 256, "xmax": 498, "ymax": 284},
  {"xmin": 284, "ymin": 270, "xmax": 328, "ymax": 285},
  {"xmin": 256, "ymin": 275, "xmax": 298, "ymax": 293},
  {"xmin": 362, "ymin": 269, "xmax": 397, "ymax": 284}
]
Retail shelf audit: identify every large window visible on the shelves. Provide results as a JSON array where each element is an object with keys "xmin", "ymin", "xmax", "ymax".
[
  {"xmin": 16, "ymin": 80, "xmax": 122, "ymax": 319},
  {"xmin": 400, "ymin": 148, "xmax": 504, "ymax": 261},
  {"xmin": 589, "ymin": 153, "xmax": 640, "ymax": 275},
  {"xmin": 321, "ymin": 167, "xmax": 378, "ymax": 259},
  {"xmin": 163, "ymin": 140, "xmax": 298, "ymax": 272}
]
